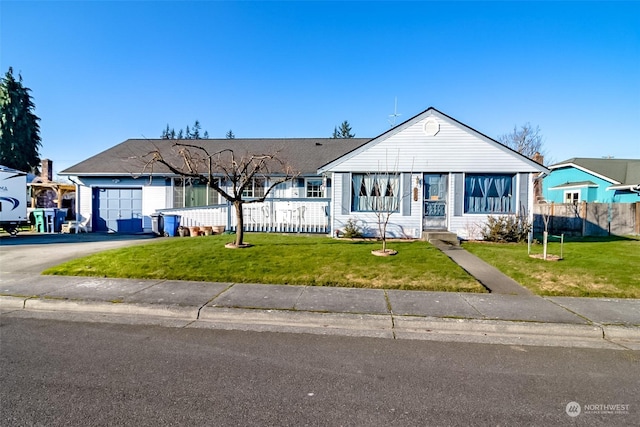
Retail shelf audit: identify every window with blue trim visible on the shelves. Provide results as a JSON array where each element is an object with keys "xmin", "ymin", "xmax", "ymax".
[{"xmin": 464, "ymin": 174, "xmax": 515, "ymax": 214}]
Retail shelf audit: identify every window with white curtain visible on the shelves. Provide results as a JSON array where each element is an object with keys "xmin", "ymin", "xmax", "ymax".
[
  {"xmin": 464, "ymin": 174, "xmax": 515, "ymax": 214},
  {"xmin": 351, "ymin": 173, "xmax": 399, "ymax": 212}
]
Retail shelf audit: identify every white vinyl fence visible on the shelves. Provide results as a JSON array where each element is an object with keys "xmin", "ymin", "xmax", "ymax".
[{"xmin": 158, "ymin": 198, "xmax": 332, "ymax": 234}]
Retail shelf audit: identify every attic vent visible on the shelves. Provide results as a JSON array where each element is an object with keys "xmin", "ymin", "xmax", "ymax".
[
  {"xmin": 315, "ymin": 142, "xmax": 322, "ymax": 146},
  {"xmin": 423, "ymin": 117, "xmax": 440, "ymax": 136}
]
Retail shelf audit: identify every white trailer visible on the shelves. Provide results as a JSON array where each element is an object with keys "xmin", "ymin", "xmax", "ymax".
[{"xmin": 0, "ymin": 165, "xmax": 28, "ymax": 235}]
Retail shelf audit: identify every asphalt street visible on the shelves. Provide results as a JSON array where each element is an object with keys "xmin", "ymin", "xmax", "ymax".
[{"xmin": 1, "ymin": 317, "xmax": 638, "ymax": 426}]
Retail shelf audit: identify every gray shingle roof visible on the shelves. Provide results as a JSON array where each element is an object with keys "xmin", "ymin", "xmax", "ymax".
[
  {"xmin": 551, "ymin": 158, "xmax": 640, "ymax": 185},
  {"xmin": 60, "ymin": 138, "xmax": 371, "ymax": 176}
]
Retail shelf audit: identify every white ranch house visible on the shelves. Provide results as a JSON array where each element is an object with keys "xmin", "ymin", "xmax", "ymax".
[{"xmin": 60, "ymin": 107, "xmax": 548, "ymax": 240}]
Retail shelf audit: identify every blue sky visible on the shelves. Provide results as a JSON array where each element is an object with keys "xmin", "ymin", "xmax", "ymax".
[{"xmin": 2, "ymin": 1, "xmax": 639, "ymax": 177}]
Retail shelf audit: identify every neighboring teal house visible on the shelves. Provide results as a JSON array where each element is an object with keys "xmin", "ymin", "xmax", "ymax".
[{"xmin": 543, "ymin": 158, "xmax": 640, "ymax": 203}]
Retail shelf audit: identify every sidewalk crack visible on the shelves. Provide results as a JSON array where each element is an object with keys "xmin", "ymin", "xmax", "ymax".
[
  {"xmin": 384, "ymin": 290, "xmax": 396, "ymax": 339},
  {"xmin": 457, "ymin": 293, "xmax": 486, "ymax": 318},
  {"xmin": 196, "ymin": 283, "xmax": 235, "ymax": 319}
]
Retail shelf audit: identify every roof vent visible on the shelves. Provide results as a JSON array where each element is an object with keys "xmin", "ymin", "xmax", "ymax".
[{"xmin": 423, "ymin": 118, "xmax": 440, "ymax": 136}]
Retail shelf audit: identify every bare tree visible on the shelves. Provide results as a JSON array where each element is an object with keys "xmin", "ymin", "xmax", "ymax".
[
  {"xmin": 365, "ymin": 156, "xmax": 409, "ymax": 255},
  {"xmin": 369, "ymin": 171, "xmax": 400, "ymax": 254},
  {"xmin": 498, "ymin": 123, "xmax": 547, "ymax": 162},
  {"xmin": 144, "ymin": 141, "xmax": 298, "ymax": 247}
]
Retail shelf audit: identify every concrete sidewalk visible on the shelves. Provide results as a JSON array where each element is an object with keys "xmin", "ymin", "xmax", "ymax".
[{"xmin": 1, "ymin": 273, "xmax": 639, "ymax": 350}]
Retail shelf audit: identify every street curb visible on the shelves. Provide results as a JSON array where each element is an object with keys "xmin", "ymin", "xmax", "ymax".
[
  {"xmin": 602, "ymin": 325, "xmax": 640, "ymax": 350},
  {"xmin": 0, "ymin": 295, "xmax": 26, "ymax": 309},
  {"xmin": 394, "ymin": 316, "xmax": 604, "ymax": 338},
  {"xmin": 20, "ymin": 298, "xmax": 199, "ymax": 319},
  {"xmin": 2, "ymin": 296, "xmax": 639, "ymax": 349},
  {"xmin": 196, "ymin": 307, "xmax": 394, "ymax": 338}
]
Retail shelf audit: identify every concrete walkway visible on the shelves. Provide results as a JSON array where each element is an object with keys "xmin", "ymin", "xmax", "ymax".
[{"xmin": 431, "ymin": 240, "xmax": 533, "ymax": 295}]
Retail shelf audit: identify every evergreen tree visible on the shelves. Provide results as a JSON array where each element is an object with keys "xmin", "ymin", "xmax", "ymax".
[
  {"xmin": 192, "ymin": 120, "xmax": 201, "ymax": 139},
  {"xmin": 160, "ymin": 121, "xmax": 208, "ymax": 140},
  {"xmin": 331, "ymin": 120, "xmax": 355, "ymax": 138},
  {"xmin": 226, "ymin": 129, "xmax": 236, "ymax": 139},
  {"xmin": 161, "ymin": 124, "xmax": 175, "ymax": 139},
  {"xmin": 0, "ymin": 67, "xmax": 42, "ymax": 172}
]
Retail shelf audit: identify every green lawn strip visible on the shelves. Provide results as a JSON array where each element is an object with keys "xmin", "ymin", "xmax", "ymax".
[
  {"xmin": 43, "ymin": 233, "xmax": 485, "ymax": 293},
  {"xmin": 463, "ymin": 236, "xmax": 640, "ymax": 298}
]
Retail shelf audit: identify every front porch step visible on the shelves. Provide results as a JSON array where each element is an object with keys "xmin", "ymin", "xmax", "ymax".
[{"xmin": 424, "ymin": 231, "xmax": 460, "ymax": 246}]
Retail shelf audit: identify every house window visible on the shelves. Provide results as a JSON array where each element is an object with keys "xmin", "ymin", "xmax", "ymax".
[
  {"xmin": 564, "ymin": 191, "xmax": 580, "ymax": 204},
  {"xmin": 464, "ymin": 174, "xmax": 515, "ymax": 214},
  {"xmin": 351, "ymin": 173, "xmax": 399, "ymax": 212},
  {"xmin": 306, "ymin": 179, "xmax": 323, "ymax": 198},
  {"xmin": 242, "ymin": 177, "xmax": 265, "ymax": 198},
  {"xmin": 173, "ymin": 178, "xmax": 219, "ymax": 208}
]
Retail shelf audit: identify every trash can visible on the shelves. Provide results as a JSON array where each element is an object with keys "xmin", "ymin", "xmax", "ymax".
[
  {"xmin": 43, "ymin": 208, "xmax": 56, "ymax": 233},
  {"xmin": 162, "ymin": 214, "xmax": 181, "ymax": 237},
  {"xmin": 54, "ymin": 209, "xmax": 67, "ymax": 233},
  {"xmin": 151, "ymin": 213, "xmax": 164, "ymax": 236},
  {"xmin": 32, "ymin": 209, "xmax": 45, "ymax": 233}
]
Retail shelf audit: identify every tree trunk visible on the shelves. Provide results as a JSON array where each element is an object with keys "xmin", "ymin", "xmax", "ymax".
[{"xmin": 234, "ymin": 200, "xmax": 244, "ymax": 246}]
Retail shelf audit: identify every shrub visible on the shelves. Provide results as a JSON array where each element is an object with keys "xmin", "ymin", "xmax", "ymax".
[
  {"xmin": 342, "ymin": 218, "xmax": 363, "ymax": 238},
  {"xmin": 481, "ymin": 215, "xmax": 531, "ymax": 243}
]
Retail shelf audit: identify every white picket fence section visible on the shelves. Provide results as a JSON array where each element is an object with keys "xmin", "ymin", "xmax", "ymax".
[{"xmin": 158, "ymin": 199, "xmax": 331, "ymax": 234}]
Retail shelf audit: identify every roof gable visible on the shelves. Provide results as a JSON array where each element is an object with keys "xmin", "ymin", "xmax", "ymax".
[
  {"xmin": 319, "ymin": 107, "xmax": 548, "ymax": 174},
  {"xmin": 550, "ymin": 158, "xmax": 640, "ymax": 186}
]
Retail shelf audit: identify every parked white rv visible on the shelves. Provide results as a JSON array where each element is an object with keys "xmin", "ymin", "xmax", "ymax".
[{"xmin": 0, "ymin": 166, "xmax": 28, "ymax": 235}]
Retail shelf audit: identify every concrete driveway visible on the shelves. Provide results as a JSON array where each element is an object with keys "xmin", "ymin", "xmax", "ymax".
[{"xmin": 0, "ymin": 232, "xmax": 159, "ymax": 275}]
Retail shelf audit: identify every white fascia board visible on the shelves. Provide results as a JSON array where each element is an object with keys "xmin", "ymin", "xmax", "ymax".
[
  {"xmin": 606, "ymin": 183, "xmax": 640, "ymax": 191},
  {"xmin": 549, "ymin": 182, "xmax": 599, "ymax": 190},
  {"xmin": 548, "ymin": 163, "xmax": 620, "ymax": 185},
  {"xmin": 318, "ymin": 114, "xmax": 423, "ymax": 174}
]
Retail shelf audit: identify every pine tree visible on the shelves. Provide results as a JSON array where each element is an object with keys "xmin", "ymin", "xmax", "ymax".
[
  {"xmin": 226, "ymin": 129, "xmax": 235, "ymax": 139},
  {"xmin": 331, "ymin": 120, "xmax": 355, "ymax": 138},
  {"xmin": 161, "ymin": 124, "xmax": 174, "ymax": 139},
  {"xmin": 192, "ymin": 120, "xmax": 201, "ymax": 139},
  {"xmin": 0, "ymin": 67, "xmax": 42, "ymax": 172}
]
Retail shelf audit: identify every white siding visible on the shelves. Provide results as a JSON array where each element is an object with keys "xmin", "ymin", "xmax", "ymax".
[
  {"xmin": 142, "ymin": 184, "xmax": 169, "ymax": 232},
  {"xmin": 326, "ymin": 112, "xmax": 540, "ymax": 174},
  {"xmin": 77, "ymin": 185, "xmax": 92, "ymax": 231}
]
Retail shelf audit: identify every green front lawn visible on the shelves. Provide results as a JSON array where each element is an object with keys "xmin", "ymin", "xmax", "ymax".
[
  {"xmin": 43, "ymin": 233, "xmax": 485, "ymax": 293},
  {"xmin": 464, "ymin": 236, "xmax": 640, "ymax": 298}
]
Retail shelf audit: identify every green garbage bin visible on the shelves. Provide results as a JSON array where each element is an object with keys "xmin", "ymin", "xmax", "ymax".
[{"xmin": 33, "ymin": 209, "xmax": 45, "ymax": 233}]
